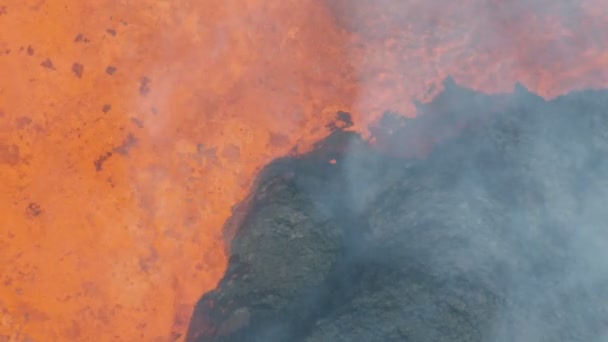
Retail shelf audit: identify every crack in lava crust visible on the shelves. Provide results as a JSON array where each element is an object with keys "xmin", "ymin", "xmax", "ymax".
[{"xmin": 1, "ymin": 0, "xmax": 608, "ymax": 341}]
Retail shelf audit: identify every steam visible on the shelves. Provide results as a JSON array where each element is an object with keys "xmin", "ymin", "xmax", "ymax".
[
  {"xmin": 317, "ymin": 1, "xmax": 608, "ymax": 339},
  {"xmin": 325, "ymin": 3, "xmax": 608, "ymax": 341},
  {"xmin": 338, "ymin": 80, "xmax": 608, "ymax": 341}
]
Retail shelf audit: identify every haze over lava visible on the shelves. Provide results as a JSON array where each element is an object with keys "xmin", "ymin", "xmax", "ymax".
[{"xmin": 1, "ymin": 0, "xmax": 608, "ymax": 341}]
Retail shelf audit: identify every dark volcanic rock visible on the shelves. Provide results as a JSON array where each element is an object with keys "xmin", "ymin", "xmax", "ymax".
[{"xmin": 187, "ymin": 81, "xmax": 608, "ymax": 342}]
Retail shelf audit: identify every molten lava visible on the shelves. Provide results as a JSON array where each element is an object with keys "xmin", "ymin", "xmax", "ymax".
[{"xmin": 1, "ymin": 0, "xmax": 608, "ymax": 341}]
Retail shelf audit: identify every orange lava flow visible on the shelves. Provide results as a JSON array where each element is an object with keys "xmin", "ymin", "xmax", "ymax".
[{"xmin": 2, "ymin": 0, "xmax": 608, "ymax": 341}]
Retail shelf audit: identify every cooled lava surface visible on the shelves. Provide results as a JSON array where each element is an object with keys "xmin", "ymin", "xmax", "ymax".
[{"xmin": 186, "ymin": 81, "xmax": 608, "ymax": 341}]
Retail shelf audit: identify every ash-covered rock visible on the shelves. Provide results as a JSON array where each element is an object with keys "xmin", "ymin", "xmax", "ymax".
[{"xmin": 186, "ymin": 80, "xmax": 608, "ymax": 342}]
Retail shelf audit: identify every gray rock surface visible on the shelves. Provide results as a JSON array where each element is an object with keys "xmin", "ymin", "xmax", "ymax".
[{"xmin": 186, "ymin": 80, "xmax": 608, "ymax": 342}]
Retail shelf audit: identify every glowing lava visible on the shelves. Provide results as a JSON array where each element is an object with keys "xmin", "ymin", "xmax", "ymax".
[{"xmin": 1, "ymin": 0, "xmax": 608, "ymax": 341}]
